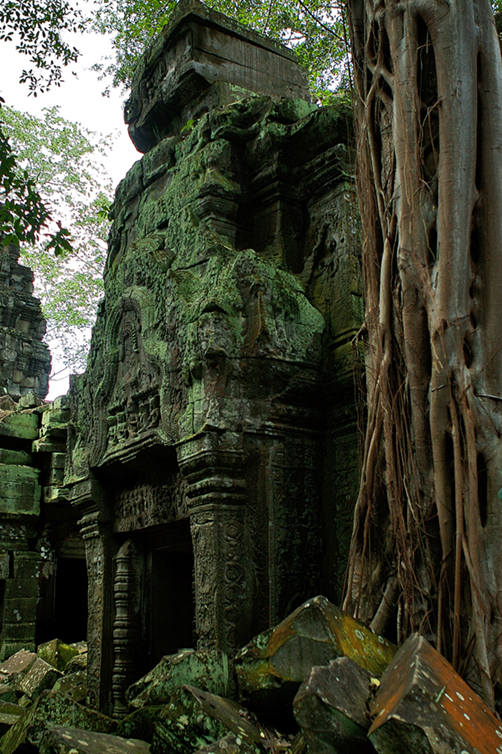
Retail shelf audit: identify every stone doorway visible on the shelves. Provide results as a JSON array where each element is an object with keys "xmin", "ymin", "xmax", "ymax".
[
  {"xmin": 146, "ymin": 520, "xmax": 195, "ymax": 667},
  {"xmin": 37, "ymin": 557, "xmax": 88, "ymax": 645}
]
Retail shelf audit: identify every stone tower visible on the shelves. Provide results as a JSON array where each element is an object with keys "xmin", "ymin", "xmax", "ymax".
[
  {"xmin": 67, "ymin": 0, "xmax": 362, "ymax": 716},
  {"xmin": 0, "ymin": 242, "xmax": 51, "ymax": 400}
]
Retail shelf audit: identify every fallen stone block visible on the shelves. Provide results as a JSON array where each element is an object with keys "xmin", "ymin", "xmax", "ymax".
[
  {"xmin": 0, "ymin": 689, "xmax": 117, "ymax": 751},
  {"xmin": 294, "ymin": 657, "xmax": 376, "ymax": 754},
  {"xmin": 117, "ymin": 705, "xmax": 165, "ymax": 743},
  {"xmin": 0, "ymin": 685, "xmax": 17, "ymax": 704},
  {"xmin": 369, "ymin": 633, "xmax": 502, "ymax": 754},
  {"xmin": 52, "ymin": 671, "xmax": 87, "ymax": 703},
  {"xmin": 150, "ymin": 686, "xmax": 228, "ymax": 754},
  {"xmin": 150, "ymin": 685, "xmax": 266, "ymax": 754},
  {"xmin": 235, "ymin": 595, "xmax": 396, "ymax": 709},
  {"xmin": 17, "ymin": 658, "xmax": 62, "ymax": 699},
  {"xmin": 0, "ymin": 694, "xmax": 40, "ymax": 754},
  {"xmin": 0, "ymin": 702, "xmax": 25, "ymax": 736},
  {"xmin": 184, "ymin": 686, "xmax": 265, "ymax": 748},
  {"xmin": 127, "ymin": 649, "xmax": 235, "ymax": 708},
  {"xmin": 65, "ymin": 642, "xmax": 87, "ymax": 674},
  {"xmin": 194, "ymin": 733, "xmax": 261, "ymax": 753},
  {"xmin": 40, "ymin": 725, "xmax": 151, "ymax": 754},
  {"xmin": 37, "ymin": 638, "xmax": 79, "ymax": 672},
  {"xmin": 0, "ymin": 649, "xmax": 37, "ymax": 685}
]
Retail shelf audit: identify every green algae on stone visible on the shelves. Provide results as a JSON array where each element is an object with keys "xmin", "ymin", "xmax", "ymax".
[
  {"xmin": 37, "ymin": 638, "xmax": 79, "ymax": 672},
  {"xmin": 150, "ymin": 686, "xmax": 228, "ymax": 754}
]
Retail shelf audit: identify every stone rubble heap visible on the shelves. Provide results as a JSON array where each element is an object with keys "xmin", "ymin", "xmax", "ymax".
[{"xmin": 0, "ymin": 596, "xmax": 498, "ymax": 754}]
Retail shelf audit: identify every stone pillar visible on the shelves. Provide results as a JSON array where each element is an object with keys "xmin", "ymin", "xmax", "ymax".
[
  {"xmin": 178, "ymin": 434, "xmax": 253, "ymax": 652},
  {"xmin": 112, "ymin": 539, "xmax": 141, "ymax": 718},
  {"xmin": 72, "ymin": 480, "xmax": 116, "ymax": 715},
  {"xmin": 0, "ymin": 549, "xmax": 41, "ymax": 659}
]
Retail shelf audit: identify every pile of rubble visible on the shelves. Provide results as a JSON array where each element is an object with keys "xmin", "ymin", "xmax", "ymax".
[{"xmin": 0, "ymin": 596, "xmax": 500, "ymax": 753}]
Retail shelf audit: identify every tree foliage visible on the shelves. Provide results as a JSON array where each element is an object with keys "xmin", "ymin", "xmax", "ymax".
[
  {"xmin": 91, "ymin": 0, "xmax": 350, "ymax": 103},
  {"xmin": 2, "ymin": 105, "xmax": 114, "ymax": 373},
  {"xmin": 0, "ymin": 0, "xmax": 86, "ymax": 256},
  {"xmin": 0, "ymin": 0, "xmax": 85, "ymax": 93}
]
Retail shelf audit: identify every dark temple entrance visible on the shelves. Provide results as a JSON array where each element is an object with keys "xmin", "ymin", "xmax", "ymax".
[
  {"xmin": 37, "ymin": 556, "xmax": 88, "ymax": 645},
  {"xmin": 146, "ymin": 520, "xmax": 195, "ymax": 667}
]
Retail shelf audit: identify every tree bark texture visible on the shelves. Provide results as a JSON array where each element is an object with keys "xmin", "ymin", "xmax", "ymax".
[{"xmin": 343, "ymin": 0, "xmax": 502, "ymax": 707}]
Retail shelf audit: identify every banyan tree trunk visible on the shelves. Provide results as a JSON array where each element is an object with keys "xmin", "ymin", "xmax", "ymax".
[{"xmin": 343, "ymin": 0, "xmax": 502, "ymax": 707}]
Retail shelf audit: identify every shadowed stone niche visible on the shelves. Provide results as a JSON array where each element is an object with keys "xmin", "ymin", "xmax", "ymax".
[{"xmin": 66, "ymin": 0, "xmax": 362, "ymax": 717}]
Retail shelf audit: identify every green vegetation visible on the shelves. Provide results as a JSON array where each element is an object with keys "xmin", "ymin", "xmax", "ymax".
[{"xmin": 2, "ymin": 105, "xmax": 114, "ymax": 372}]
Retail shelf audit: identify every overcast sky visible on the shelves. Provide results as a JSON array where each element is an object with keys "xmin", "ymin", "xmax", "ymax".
[{"xmin": 0, "ymin": 31, "xmax": 140, "ymax": 399}]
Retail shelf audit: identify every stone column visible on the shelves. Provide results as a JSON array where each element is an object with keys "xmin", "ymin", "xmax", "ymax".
[
  {"xmin": 112, "ymin": 539, "xmax": 141, "ymax": 718},
  {"xmin": 72, "ymin": 479, "xmax": 116, "ymax": 715},
  {"xmin": 178, "ymin": 434, "xmax": 253, "ymax": 653}
]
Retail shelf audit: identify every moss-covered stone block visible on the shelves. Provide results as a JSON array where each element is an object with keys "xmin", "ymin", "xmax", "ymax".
[
  {"xmin": 0, "ymin": 450, "xmax": 33, "ymax": 466},
  {"xmin": 235, "ymin": 596, "xmax": 396, "ymax": 710},
  {"xmin": 150, "ymin": 686, "xmax": 228, "ymax": 754},
  {"xmin": 0, "ymin": 464, "xmax": 40, "ymax": 517},
  {"xmin": 0, "ymin": 413, "xmax": 39, "ymax": 441},
  {"xmin": 127, "ymin": 650, "xmax": 235, "ymax": 709},
  {"xmin": 37, "ymin": 639, "xmax": 79, "ymax": 672}
]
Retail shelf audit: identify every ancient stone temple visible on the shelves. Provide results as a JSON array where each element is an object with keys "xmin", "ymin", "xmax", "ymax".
[{"xmin": 65, "ymin": 0, "xmax": 362, "ymax": 716}]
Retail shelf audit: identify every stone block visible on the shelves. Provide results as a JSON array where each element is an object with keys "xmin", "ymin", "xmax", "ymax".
[
  {"xmin": 26, "ymin": 690, "xmax": 117, "ymax": 746},
  {"xmin": 184, "ymin": 686, "xmax": 265, "ymax": 747},
  {"xmin": 0, "ymin": 649, "xmax": 37, "ymax": 681},
  {"xmin": 294, "ymin": 657, "xmax": 374, "ymax": 754},
  {"xmin": 0, "ymin": 685, "xmax": 17, "ymax": 704},
  {"xmin": 150, "ymin": 686, "xmax": 229, "ymax": 754},
  {"xmin": 5, "ymin": 578, "xmax": 41, "ymax": 599},
  {"xmin": 0, "ymin": 550, "xmax": 10, "ymax": 580},
  {"xmin": 369, "ymin": 633, "xmax": 502, "ymax": 754},
  {"xmin": 43, "ymin": 486, "xmax": 69, "ymax": 504},
  {"xmin": 0, "ymin": 449, "xmax": 33, "ymax": 466},
  {"xmin": 47, "ymin": 452, "xmax": 66, "ymax": 470},
  {"xmin": 194, "ymin": 735, "xmax": 261, "ymax": 754},
  {"xmin": 46, "ymin": 466, "xmax": 65, "ymax": 485},
  {"xmin": 52, "ymin": 671, "xmax": 87, "ymax": 704},
  {"xmin": 4, "ymin": 596, "xmax": 40, "ymax": 625},
  {"xmin": 1, "ymin": 621, "xmax": 36, "ymax": 641},
  {"xmin": 235, "ymin": 596, "xmax": 396, "ymax": 710},
  {"xmin": 12, "ymin": 551, "xmax": 40, "ymax": 579},
  {"xmin": 17, "ymin": 658, "xmax": 63, "ymax": 698},
  {"xmin": 117, "ymin": 705, "xmax": 165, "ymax": 743},
  {"xmin": 41, "ymin": 725, "xmax": 151, "ymax": 754},
  {"xmin": 0, "ymin": 642, "xmax": 36, "ymax": 662},
  {"xmin": 0, "ymin": 464, "xmax": 41, "ymax": 517},
  {"xmin": 127, "ymin": 649, "xmax": 235, "ymax": 708},
  {"xmin": 37, "ymin": 638, "xmax": 79, "ymax": 672},
  {"xmin": 18, "ymin": 393, "xmax": 43, "ymax": 409},
  {"xmin": 0, "ymin": 412, "xmax": 39, "ymax": 441},
  {"xmin": 32, "ymin": 438, "xmax": 66, "ymax": 454}
]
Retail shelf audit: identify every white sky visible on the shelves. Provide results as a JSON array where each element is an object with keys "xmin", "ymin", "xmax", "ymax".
[{"xmin": 0, "ymin": 31, "xmax": 140, "ymax": 400}]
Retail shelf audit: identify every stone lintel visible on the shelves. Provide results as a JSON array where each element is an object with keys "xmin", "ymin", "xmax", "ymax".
[{"xmin": 125, "ymin": 0, "xmax": 310, "ymax": 152}]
